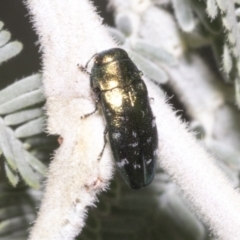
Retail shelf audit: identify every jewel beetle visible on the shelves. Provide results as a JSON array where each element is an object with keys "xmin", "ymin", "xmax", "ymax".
[{"xmin": 80, "ymin": 48, "xmax": 158, "ymax": 189}]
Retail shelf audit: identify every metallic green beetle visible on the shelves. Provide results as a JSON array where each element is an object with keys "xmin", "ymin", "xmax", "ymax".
[{"xmin": 81, "ymin": 48, "xmax": 158, "ymax": 189}]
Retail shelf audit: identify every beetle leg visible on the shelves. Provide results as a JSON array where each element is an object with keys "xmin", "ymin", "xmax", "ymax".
[
  {"xmin": 81, "ymin": 91, "xmax": 101, "ymax": 119},
  {"xmin": 97, "ymin": 127, "xmax": 108, "ymax": 161},
  {"xmin": 81, "ymin": 101, "xmax": 99, "ymax": 119}
]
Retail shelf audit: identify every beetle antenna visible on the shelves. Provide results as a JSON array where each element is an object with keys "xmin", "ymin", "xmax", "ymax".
[
  {"xmin": 79, "ymin": 53, "xmax": 97, "ymax": 75},
  {"xmin": 85, "ymin": 53, "xmax": 97, "ymax": 69}
]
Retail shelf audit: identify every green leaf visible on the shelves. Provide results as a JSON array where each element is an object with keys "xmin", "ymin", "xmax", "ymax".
[
  {"xmin": 0, "ymin": 41, "xmax": 23, "ymax": 64},
  {"xmin": 6, "ymin": 127, "xmax": 40, "ymax": 188},
  {"xmin": 0, "ymin": 74, "xmax": 42, "ymax": 105},
  {"xmin": 206, "ymin": 0, "xmax": 218, "ymax": 18},
  {"xmin": 0, "ymin": 117, "xmax": 40, "ymax": 188},
  {"xmin": 24, "ymin": 151, "xmax": 47, "ymax": 176},
  {"xmin": 130, "ymin": 39, "xmax": 177, "ymax": 66},
  {"xmin": 0, "ymin": 89, "xmax": 45, "ymax": 115},
  {"xmin": 15, "ymin": 116, "xmax": 45, "ymax": 138},
  {"xmin": 0, "ymin": 30, "xmax": 11, "ymax": 47},
  {"xmin": 0, "ymin": 118, "xmax": 17, "ymax": 170},
  {"xmin": 115, "ymin": 13, "xmax": 133, "ymax": 36},
  {"xmin": 188, "ymin": 0, "xmax": 221, "ymax": 34},
  {"xmin": 206, "ymin": 139, "xmax": 240, "ymax": 185},
  {"xmin": 208, "ymin": 140, "xmax": 240, "ymax": 168},
  {"xmin": 4, "ymin": 163, "xmax": 19, "ymax": 187},
  {"xmin": 0, "ymin": 214, "xmax": 35, "ymax": 236},
  {"xmin": 182, "ymin": 23, "xmax": 212, "ymax": 48},
  {"xmin": 127, "ymin": 50, "xmax": 168, "ymax": 84},
  {"xmin": 107, "ymin": 27, "xmax": 125, "ymax": 45},
  {"xmin": 225, "ymin": 2, "xmax": 240, "ymax": 55},
  {"xmin": 172, "ymin": 0, "xmax": 195, "ymax": 32},
  {"xmin": 236, "ymin": 7, "xmax": 240, "ymax": 17},
  {"xmin": 159, "ymin": 190, "xmax": 206, "ymax": 239},
  {"xmin": 216, "ymin": 0, "xmax": 227, "ymax": 11},
  {"xmin": 4, "ymin": 108, "xmax": 43, "ymax": 126},
  {"xmin": 223, "ymin": 44, "xmax": 233, "ymax": 74}
]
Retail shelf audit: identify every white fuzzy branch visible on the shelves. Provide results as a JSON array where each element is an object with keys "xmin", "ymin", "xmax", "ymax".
[
  {"xmin": 149, "ymin": 78, "xmax": 240, "ymax": 240},
  {"xmin": 25, "ymin": 0, "xmax": 240, "ymax": 239},
  {"xmin": 25, "ymin": 0, "xmax": 115, "ymax": 239}
]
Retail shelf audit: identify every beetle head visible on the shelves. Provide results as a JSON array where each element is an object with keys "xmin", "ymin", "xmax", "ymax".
[{"xmin": 90, "ymin": 48, "xmax": 139, "ymax": 91}]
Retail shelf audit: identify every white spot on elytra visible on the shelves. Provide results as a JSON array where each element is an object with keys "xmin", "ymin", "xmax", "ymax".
[
  {"xmin": 132, "ymin": 131, "xmax": 137, "ymax": 137},
  {"xmin": 117, "ymin": 158, "xmax": 129, "ymax": 167},
  {"xmin": 147, "ymin": 137, "xmax": 152, "ymax": 143},
  {"xmin": 146, "ymin": 159, "xmax": 152, "ymax": 164},
  {"xmin": 129, "ymin": 142, "xmax": 138, "ymax": 147},
  {"xmin": 152, "ymin": 119, "xmax": 156, "ymax": 127},
  {"xmin": 112, "ymin": 132, "xmax": 121, "ymax": 140},
  {"xmin": 133, "ymin": 163, "xmax": 141, "ymax": 169}
]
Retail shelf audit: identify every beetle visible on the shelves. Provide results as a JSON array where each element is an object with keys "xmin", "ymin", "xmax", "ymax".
[{"xmin": 80, "ymin": 48, "xmax": 158, "ymax": 189}]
